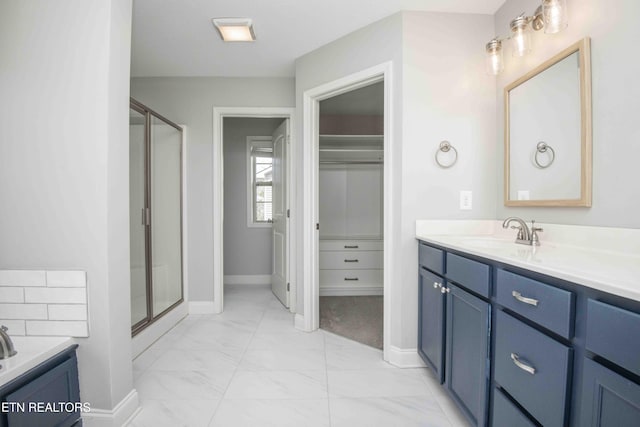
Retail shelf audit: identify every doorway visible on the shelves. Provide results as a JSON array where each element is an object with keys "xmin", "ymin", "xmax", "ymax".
[
  {"xmin": 301, "ymin": 62, "xmax": 393, "ymax": 360},
  {"xmin": 317, "ymin": 82, "xmax": 384, "ymax": 349},
  {"xmin": 213, "ymin": 108, "xmax": 296, "ymax": 314}
]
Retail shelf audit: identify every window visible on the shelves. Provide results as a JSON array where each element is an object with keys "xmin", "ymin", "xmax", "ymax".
[{"xmin": 247, "ymin": 137, "xmax": 273, "ymax": 227}]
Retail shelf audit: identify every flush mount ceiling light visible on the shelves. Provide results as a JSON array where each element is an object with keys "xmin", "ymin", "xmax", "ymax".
[
  {"xmin": 485, "ymin": 0, "xmax": 568, "ymax": 75},
  {"xmin": 212, "ymin": 17, "xmax": 256, "ymax": 42}
]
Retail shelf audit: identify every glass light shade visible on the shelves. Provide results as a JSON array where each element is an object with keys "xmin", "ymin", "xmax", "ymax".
[
  {"xmin": 543, "ymin": 0, "xmax": 568, "ymax": 34},
  {"xmin": 486, "ymin": 40, "xmax": 504, "ymax": 75},
  {"xmin": 212, "ymin": 18, "xmax": 256, "ymax": 42},
  {"xmin": 510, "ymin": 16, "xmax": 531, "ymax": 57}
]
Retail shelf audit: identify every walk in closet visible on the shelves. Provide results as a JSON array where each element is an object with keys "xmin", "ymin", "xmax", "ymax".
[{"xmin": 318, "ymin": 81, "xmax": 384, "ymax": 349}]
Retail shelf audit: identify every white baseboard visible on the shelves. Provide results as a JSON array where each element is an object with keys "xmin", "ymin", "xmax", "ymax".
[
  {"xmin": 319, "ymin": 286, "xmax": 383, "ymax": 296},
  {"xmin": 82, "ymin": 389, "xmax": 139, "ymax": 427},
  {"xmin": 224, "ymin": 274, "xmax": 271, "ymax": 285},
  {"xmin": 189, "ymin": 301, "xmax": 216, "ymax": 314},
  {"xmin": 387, "ymin": 346, "xmax": 426, "ymax": 368},
  {"xmin": 132, "ymin": 302, "xmax": 188, "ymax": 358},
  {"xmin": 294, "ymin": 313, "xmax": 307, "ymax": 331}
]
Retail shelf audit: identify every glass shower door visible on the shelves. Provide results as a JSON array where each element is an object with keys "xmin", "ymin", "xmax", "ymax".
[
  {"xmin": 129, "ymin": 106, "xmax": 149, "ymax": 328},
  {"xmin": 150, "ymin": 115, "xmax": 183, "ymax": 315},
  {"xmin": 130, "ymin": 99, "xmax": 183, "ymax": 335}
]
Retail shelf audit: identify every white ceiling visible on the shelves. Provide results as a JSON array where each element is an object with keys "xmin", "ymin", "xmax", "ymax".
[{"xmin": 131, "ymin": 0, "xmax": 505, "ymax": 78}]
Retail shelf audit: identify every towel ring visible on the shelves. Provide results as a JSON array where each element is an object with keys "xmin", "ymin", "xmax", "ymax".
[
  {"xmin": 534, "ymin": 142, "xmax": 555, "ymax": 169},
  {"xmin": 435, "ymin": 141, "xmax": 458, "ymax": 168}
]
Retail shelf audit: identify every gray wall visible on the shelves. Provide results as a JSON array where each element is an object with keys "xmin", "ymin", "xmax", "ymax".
[
  {"xmin": 294, "ymin": 11, "xmax": 496, "ymax": 349},
  {"xmin": 495, "ymin": 0, "xmax": 640, "ymax": 228},
  {"xmin": 223, "ymin": 118, "xmax": 283, "ymax": 276},
  {"xmin": 130, "ymin": 77, "xmax": 295, "ymax": 301},
  {"xmin": 0, "ymin": 0, "xmax": 134, "ymax": 413}
]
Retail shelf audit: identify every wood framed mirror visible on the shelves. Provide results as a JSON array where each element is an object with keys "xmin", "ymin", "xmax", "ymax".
[{"xmin": 505, "ymin": 37, "xmax": 592, "ymax": 207}]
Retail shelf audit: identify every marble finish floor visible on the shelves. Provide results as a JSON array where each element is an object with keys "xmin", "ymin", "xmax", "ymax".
[{"xmin": 127, "ymin": 286, "xmax": 469, "ymax": 427}]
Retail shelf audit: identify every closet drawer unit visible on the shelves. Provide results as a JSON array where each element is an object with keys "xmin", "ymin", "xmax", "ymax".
[
  {"xmin": 418, "ymin": 243, "xmax": 444, "ymax": 275},
  {"xmin": 320, "ymin": 250, "xmax": 383, "ymax": 270},
  {"xmin": 319, "ymin": 240, "xmax": 383, "ymax": 251},
  {"xmin": 586, "ymin": 299, "xmax": 640, "ymax": 377},
  {"xmin": 445, "ymin": 253, "xmax": 490, "ymax": 297},
  {"xmin": 492, "ymin": 388, "xmax": 536, "ymax": 427},
  {"xmin": 319, "ymin": 269, "xmax": 383, "ymax": 286},
  {"xmin": 496, "ymin": 269, "xmax": 574, "ymax": 339},
  {"xmin": 494, "ymin": 310, "xmax": 571, "ymax": 427}
]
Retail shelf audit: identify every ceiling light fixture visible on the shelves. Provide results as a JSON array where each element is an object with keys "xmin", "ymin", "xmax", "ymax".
[
  {"xmin": 485, "ymin": 0, "xmax": 568, "ymax": 75},
  {"xmin": 212, "ymin": 18, "xmax": 256, "ymax": 42}
]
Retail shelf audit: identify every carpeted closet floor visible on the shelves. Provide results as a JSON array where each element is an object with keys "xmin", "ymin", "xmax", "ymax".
[{"xmin": 319, "ymin": 296, "xmax": 383, "ymax": 349}]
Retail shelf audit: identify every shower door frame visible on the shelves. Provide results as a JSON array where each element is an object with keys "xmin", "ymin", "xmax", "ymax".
[{"xmin": 130, "ymin": 97, "xmax": 185, "ymax": 336}]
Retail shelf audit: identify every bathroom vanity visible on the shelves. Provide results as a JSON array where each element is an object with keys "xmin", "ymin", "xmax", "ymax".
[
  {"xmin": 416, "ymin": 220, "xmax": 640, "ymax": 427},
  {"xmin": 0, "ymin": 338, "xmax": 80, "ymax": 427}
]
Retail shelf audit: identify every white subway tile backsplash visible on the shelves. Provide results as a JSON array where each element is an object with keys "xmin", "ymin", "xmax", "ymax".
[
  {"xmin": 0, "ymin": 269, "xmax": 89, "ymax": 338},
  {"xmin": 24, "ymin": 288, "xmax": 86, "ymax": 304},
  {"xmin": 0, "ymin": 287, "xmax": 24, "ymax": 303},
  {"xmin": 26, "ymin": 320, "xmax": 88, "ymax": 337},
  {"xmin": 48, "ymin": 304, "xmax": 87, "ymax": 321},
  {"xmin": 0, "ymin": 320, "xmax": 26, "ymax": 336},
  {"xmin": 46, "ymin": 271, "xmax": 87, "ymax": 288},
  {"xmin": 0, "ymin": 303, "xmax": 48, "ymax": 320},
  {"xmin": 0, "ymin": 270, "xmax": 46, "ymax": 287}
]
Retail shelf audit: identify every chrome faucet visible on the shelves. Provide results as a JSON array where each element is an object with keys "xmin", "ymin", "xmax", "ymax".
[{"xmin": 502, "ymin": 217, "xmax": 543, "ymax": 246}]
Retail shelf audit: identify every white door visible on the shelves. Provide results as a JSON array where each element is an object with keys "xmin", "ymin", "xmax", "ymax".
[{"xmin": 271, "ymin": 119, "xmax": 289, "ymax": 307}]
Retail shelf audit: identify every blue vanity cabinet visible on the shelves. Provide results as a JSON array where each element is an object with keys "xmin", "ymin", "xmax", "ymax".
[
  {"xmin": 579, "ymin": 299, "xmax": 640, "ymax": 426},
  {"xmin": 445, "ymin": 283, "xmax": 490, "ymax": 427},
  {"xmin": 418, "ymin": 264, "xmax": 446, "ymax": 383},
  {"xmin": 0, "ymin": 345, "xmax": 81, "ymax": 427},
  {"xmin": 418, "ymin": 242, "xmax": 491, "ymax": 426}
]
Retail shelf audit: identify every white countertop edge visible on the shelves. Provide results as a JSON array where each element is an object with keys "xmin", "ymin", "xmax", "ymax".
[{"xmin": 0, "ymin": 336, "xmax": 74, "ymax": 386}]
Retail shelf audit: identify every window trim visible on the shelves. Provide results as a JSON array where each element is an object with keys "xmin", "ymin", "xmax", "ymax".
[{"xmin": 246, "ymin": 136, "xmax": 274, "ymax": 228}]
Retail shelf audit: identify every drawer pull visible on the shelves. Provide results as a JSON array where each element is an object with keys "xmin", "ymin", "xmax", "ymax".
[
  {"xmin": 344, "ymin": 259, "xmax": 359, "ymax": 263},
  {"xmin": 510, "ymin": 353, "xmax": 536, "ymax": 375},
  {"xmin": 344, "ymin": 277, "xmax": 359, "ymax": 281},
  {"xmin": 512, "ymin": 291, "xmax": 539, "ymax": 307},
  {"xmin": 344, "ymin": 245, "xmax": 359, "ymax": 249},
  {"xmin": 433, "ymin": 281, "xmax": 442, "ymax": 289}
]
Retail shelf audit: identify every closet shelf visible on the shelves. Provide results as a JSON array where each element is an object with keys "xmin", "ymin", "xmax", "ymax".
[{"xmin": 319, "ymin": 134, "xmax": 383, "ymax": 149}]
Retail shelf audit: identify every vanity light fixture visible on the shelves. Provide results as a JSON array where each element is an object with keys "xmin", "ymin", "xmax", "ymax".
[
  {"xmin": 485, "ymin": 0, "xmax": 568, "ymax": 74},
  {"xmin": 212, "ymin": 17, "xmax": 256, "ymax": 42}
]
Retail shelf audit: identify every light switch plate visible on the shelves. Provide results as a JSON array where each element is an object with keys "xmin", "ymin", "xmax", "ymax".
[{"xmin": 460, "ymin": 191, "xmax": 472, "ymax": 210}]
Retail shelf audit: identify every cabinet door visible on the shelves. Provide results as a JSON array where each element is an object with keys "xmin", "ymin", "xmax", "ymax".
[
  {"xmin": 580, "ymin": 358, "xmax": 640, "ymax": 427},
  {"xmin": 445, "ymin": 283, "xmax": 490, "ymax": 426},
  {"xmin": 418, "ymin": 267, "xmax": 446, "ymax": 383}
]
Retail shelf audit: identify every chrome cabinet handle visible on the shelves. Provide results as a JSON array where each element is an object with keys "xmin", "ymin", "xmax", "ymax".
[
  {"xmin": 344, "ymin": 245, "xmax": 359, "ymax": 249},
  {"xmin": 344, "ymin": 277, "xmax": 359, "ymax": 281},
  {"xmin": 512, "ymin": 291, "xmax": 539, "ymax": 307},
  {"xmin": 344, "ymin": 259, "xmax": 359, "ymax": 263},
  {"xmin": 441, "ymin": 286, "xmax": 450, "ymax": 294},
  {"xmin": 433, "ymin": 281, "xmax": 441, "ymax": 289},
  {"xmin": 511, "ymin": 353, "xmax": 536, "ymax": 375}
]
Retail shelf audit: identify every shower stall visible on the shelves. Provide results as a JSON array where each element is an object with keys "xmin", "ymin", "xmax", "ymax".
[{"xmin": 130, "ymin": 98, "xmax": 184, "ymax": 335}]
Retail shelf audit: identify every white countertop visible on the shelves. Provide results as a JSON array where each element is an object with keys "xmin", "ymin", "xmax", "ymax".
[
  {"xmin": 416, "ymin": 220, "xmax": 640, "ymax": 302},
  {"xmin": 0, "ymin": 336, "xmax": 74, "ymax": 386}
]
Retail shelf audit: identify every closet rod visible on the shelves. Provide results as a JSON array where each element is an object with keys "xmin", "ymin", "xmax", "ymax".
[{"xmin": 319, "ymin": 160, "xmax": 383, "ymax": 165}]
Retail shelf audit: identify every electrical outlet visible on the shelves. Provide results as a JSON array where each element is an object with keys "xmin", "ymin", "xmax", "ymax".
[{"xmin": 460, "ymin": 191, "xmax": 472, "ymax": 210}]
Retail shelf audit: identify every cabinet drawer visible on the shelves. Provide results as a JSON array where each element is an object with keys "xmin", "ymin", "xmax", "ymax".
[
  {"xmin": 319, "ymin": 269, "xmax": 382, "ymax": 286},
  {"xmin": 580, "ymin": 358, "xmax": 640, "ymax": 427},
  {"xmin": 586, "ymin": 299, "xmax": 640, "ymax": 377},
  {"xmin": 492, "ymin": 388, "xmax": 536, "ymax": 427},
  {"xmin": 496, "ymin": 269, "xmax": 574, "ymax": 339},
  {"xmin": 446, "ymin": 253, "xmax": 490, "ymax": 297},
  {"xmin": 320, "ymin": 240, "xmax": 383, "ymax": 251},
  {"xmin": 494, "ymin": 310, "xmax": 571, "ymax": 427},
  {"xmin": 320, "ymin": 250, "xmax": 382, "ymax": 270},
  {"xmin": 419, "ymin": 243, "xmax": 444, "ymax": 275}
]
